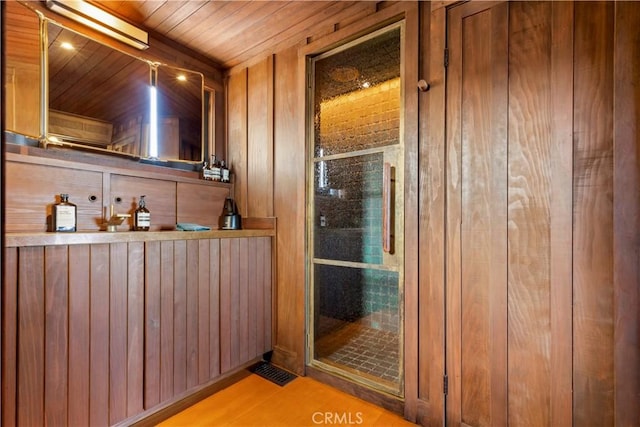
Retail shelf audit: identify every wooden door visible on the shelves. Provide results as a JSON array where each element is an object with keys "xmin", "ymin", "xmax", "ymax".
[
  {"xmin": 445, "ymin": 2, "xmax": 574, "ymax": 425},
  {"xmin": 444, "ymin": 1, "xmax": 640, "ymax": 426}
]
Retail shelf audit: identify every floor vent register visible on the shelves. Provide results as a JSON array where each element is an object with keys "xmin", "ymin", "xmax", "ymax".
[{"xmin": 250, "ymin": 361, "xmax": 297, "ymax": 386}]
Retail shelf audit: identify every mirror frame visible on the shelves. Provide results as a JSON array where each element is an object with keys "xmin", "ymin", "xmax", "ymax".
[{"xmin": 41, "ymin": 16, "xmax": 207, "ymax": 166}]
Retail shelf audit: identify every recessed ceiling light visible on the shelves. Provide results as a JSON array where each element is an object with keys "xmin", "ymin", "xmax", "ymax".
[{"xmin": 61, "ymin": 41, "xmax": 74, "ymax": 50}]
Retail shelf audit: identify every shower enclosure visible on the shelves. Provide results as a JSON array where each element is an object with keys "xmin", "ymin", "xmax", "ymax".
[{"xmin": 307, "ymin": 24, "xmax": 404, "ymax": 396}]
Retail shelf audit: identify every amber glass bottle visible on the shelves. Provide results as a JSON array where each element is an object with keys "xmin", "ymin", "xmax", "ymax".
[
  {"xmin": 53, "ymin": 193, "xmax": 77, "ymax": 232},
  {"xmin": 134, "ymin": 195, "xmax": 150, "ymax": 231}
]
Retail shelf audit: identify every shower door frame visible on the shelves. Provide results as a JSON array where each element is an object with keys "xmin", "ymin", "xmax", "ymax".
[{"xmin": 305, "ymin": 21, "xmax": 406, "ymax": 398}]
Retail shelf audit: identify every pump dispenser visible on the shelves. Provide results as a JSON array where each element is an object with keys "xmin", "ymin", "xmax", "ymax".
[{"xmin": 134, "ymin": 195, "xmax": 150, "ymax": 231}]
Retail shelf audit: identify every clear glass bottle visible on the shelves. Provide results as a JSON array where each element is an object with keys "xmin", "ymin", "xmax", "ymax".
[
  {"xmin": 134, "ymin": 195, "xmax": 150, "ymax": 231},
  {"xmin": 53, "ymin": 193, "xmax": 77, "ymax": 232},
  {"xmin": 211, "ymin": 154, "xmax": 221, "ymax": 182},
  {"xmin": 221, "ymin": 160, "xmax": 230, "ymax": 183}
]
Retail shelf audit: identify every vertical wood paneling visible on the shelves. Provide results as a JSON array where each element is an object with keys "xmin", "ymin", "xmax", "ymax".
[
  {"xmin": 89, "ymin": 244, "xmax": 110, "ymax": 427},
  {"xmin": 17, "ymin": 247, "xmax": 45, "ymax": 427},
  {"xmin": 186, "ymin": 240, "xmax": 200, "ymax": 389},
  {"xmin": 508, "ymin": 2, "xmax": 554, "ymax": 424},
  {"xmin": 273, "ymin": 43, "xmax": 306, "ymax": 374},
  {"xmin": 262, "ymin": 237, "xmax": 273, "ymax": 353},
  {"xmin": 613, "ymin": 3, "xmax": 640, "ymax": 424},
  {"xmin": 230, "ymin": 239, "xmax": 241, "ymax": 368},
  {"xmin": 573, "ymin": 3, "xmax": 615, "ymax": 425},
  {"xmin": 402, "ymin": 3, "xmax": 420, "ymax": 420},
  {"xmin": 44, "ymin": 246, "xmax": 69, "ymax": 427},
  {"xmin": 253, "ymin": 237, "xmax": 264, "ymax": 355},
  {"xmin": 160, "ymin": 241, "xmax": 175, "ymax": 401},
  {"xmin": 197, "ymin": 239, "xmax": 211, "ymax": 385},
  {"xmin": 144, "ymin": 241, "xmax": 162, "ymax": 408},
  {"xmin": 227, "ymin": 70, "xmax": 248, "ymax": 215},
  {"xmin": 110, "ymin": 242, "xmax": 128, "ymax": 424},
  {"xmin": 417, "ymin": 3, "xmax": 446, "ymax": 425},
  {"xmin": 209, "ymin": 239, "xmax": 221, "ymax": 378},
  {"xmin": 239, "ymin": 238, "xmax": 250, "ymax": 363},
  {"xmin": 68, "ymin": 245, "xmax": 90, "ymax": 426},
  {"xmin": 548, "ymin": 3, "xmax": 574, "ymax": 425},
  {"xmin": 4, "ymin": 235, "xmax": 272, "ymax": 425},
  {"xmin": 2, "ymin": 248, "xmax": 18, "ymax": 427},
  {"xmin": 220, "ymin": 238, "xmax": 232, "ymax": 373},
  {"xmin": 444, "ymin": 3, "xmax": 464, "ymax": 423},
  {"xmin": 173, "ymin": 240, "xmax": 188, "ymax": 395},
  {"xmin": 247, "ymin": 56, "xmax": 274, "ymax": 217},
  {"xmin": 127, "ymin": 242, "xmax": 145, "ymax": 417},
  {"xmin": 455, "ymin": 4, "xmax": 509, "ymax": 426}
]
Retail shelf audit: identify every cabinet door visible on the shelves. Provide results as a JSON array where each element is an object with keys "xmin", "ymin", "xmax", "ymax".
[
  {"xmin": 110, "ymin": 175, "xmax": 176, "ymax": 231},
  {"xmin": 5, "ymin": 162, "xmax": 103, "ymax": 232},
  {"xmin": 176, "ymin": 182, "xmax": 230, "ymax": 229}
]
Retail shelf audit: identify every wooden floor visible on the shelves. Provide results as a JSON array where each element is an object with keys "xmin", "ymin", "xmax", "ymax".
[{"xmin": 159, "ymin": 374, "xmax": 416, "ymax": 426}]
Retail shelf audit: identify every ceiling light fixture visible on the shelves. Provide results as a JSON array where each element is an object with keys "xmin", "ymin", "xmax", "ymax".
[{"xmin": 45, "ymin": 0, "xmax": 149, "ymax": 50}]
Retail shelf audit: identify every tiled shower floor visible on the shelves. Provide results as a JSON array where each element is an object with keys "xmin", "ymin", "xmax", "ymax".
[{"xmin": 314, "ymin": 316, "xmax": 400, "ymax": 387}]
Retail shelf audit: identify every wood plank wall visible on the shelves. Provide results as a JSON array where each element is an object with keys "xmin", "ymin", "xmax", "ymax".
[
  {"xmin": 434, "ymin": 1, "xmax": 640, "ymax": 426},
  {"xmin": 226, "ymin": 0, "xmax": 638, "ymax": 425},
  {"xmin": 2, "ymin": 237, "xmax": 272, "ymax": 426}
]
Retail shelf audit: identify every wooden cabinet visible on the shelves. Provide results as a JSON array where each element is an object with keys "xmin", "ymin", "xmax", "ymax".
[
  {"xmin": 2, "ymin": 232, "xmax": 273, "ymax": 426},
  {"xmin": 5, "ymin": 161, "xmax": 103, "ymax": 232},
  {"xmin": 5, "ymin": 153, "xmax": 231, "ymax": 232},
  {"xmin": 110, "ymin": 174, "xmax": 177, "ymax": 231}
]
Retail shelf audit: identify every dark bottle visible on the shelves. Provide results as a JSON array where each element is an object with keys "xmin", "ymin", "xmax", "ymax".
[
  {"xmin": 53, "ymin": 193, "xmax": 77, "ymax": 232},
  {"xmin": 134, "ymin": 195, "xmax": 151, "ymax": 231}
]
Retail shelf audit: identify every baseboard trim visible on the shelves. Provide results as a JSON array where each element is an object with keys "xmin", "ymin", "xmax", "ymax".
[{"xmin": 121, "ymin": 358, "xmax": 260, "ymax": 427}]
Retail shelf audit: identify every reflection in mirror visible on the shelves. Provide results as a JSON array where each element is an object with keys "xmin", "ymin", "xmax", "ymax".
[
  {"xmin": 153, "ymin": 66, "xmax": 204, "ymax": 162},
  {"xmin": 46, "ymin": 21, "xmax": 205, "ymax": 163},
  {"xmin": 47, "ymin": 21, "xmax": 150, "ymax": 157}
]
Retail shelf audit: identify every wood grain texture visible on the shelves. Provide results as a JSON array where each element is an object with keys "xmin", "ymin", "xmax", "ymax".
[
  {"xmin": 272, "ymin": 43, "xmax": 306, "ymax": 374},
  {"xmin": 454, "ymin": 4, "xmax": 509, "ymax": 426},
  {"xmin": 5, "ymin": 162, "xmax": 103, "ymax": 232},
  {"xmin": 508, "ymin": 2, "xmax": 555, "ymax": 425},
  {"xmin": 176, "ymin": 182, "xmax": 230, "ymax": 228},
  {"xmin": 209, "ymin": 239, "xmax": 222, "ymax": 379},
  {"xmin": 144, "ymin": 241, "xmax": 161, "ymax": 409},
  {"xmin": 110, "ymin": 174, "xmax": 177, "ymax": 232},
  {"xmin": 110, "ymin": 243, "xmax": 129, "ymax": 424},
  {"xmin": 227, "ymin": 70, "xmax": 248, "ymax": 217},
  {"xmin": 613, "ymin": 3, "xmax": 640, "ymax": 425},
  {"xmin": 68, "ymin": 245, "xmax": 91, "ymax": 426},
  {"xmin": 247, "ymin": 56, "xmax": 274, "ymax": 218},
  {"xmin": 127, "ymin": 242, "xmax": 145, "ymax": 417},
  {"xmin": 44, "ymin": 245, "xmax": 69, "ymax": 426},
  {"xmin": 402, "ymin": 1, "xmax": 420, "ymax": 419},
  {"xmin": 4, "ymin": 231, "xmax": 272, "ymax": 425},
  {"xmin": 17, "ymin": 246, "xmax": 45, "ymax": 427},
  {"xmin": 417, "ymin": 4, "xmax": 446, "ymax": 426},
  {"xmin": 573, "ymin": 3, "xmax": 615, "ymax": 425},
  {"xmin": 548, "ymin": 3, "xmax": 575, "ymax": 425},
  {"xmin": 2, "ymin": 248, "xmax": 18, "ymax": 427},
  {"xmin": 89, "ymin": 244, "xmax": 110, "ymax": 426}
]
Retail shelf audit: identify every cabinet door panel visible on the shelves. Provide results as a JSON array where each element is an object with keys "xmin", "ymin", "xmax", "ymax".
[
  {"xmin": 5, "ymin": 162, "xmax": 103, "ymax": 232},
  {"xmin": 176, "ymin": 182, "xmax": 230, "ymax": 228},
  {"xmin": 110, "ymin": 175, "xmax": 176, "ymax": 231}
]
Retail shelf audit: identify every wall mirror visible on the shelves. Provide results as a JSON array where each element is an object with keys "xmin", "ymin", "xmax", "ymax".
[{"xmin": 45, "ymin": 20, "xmax": 205, "ymax": 163}]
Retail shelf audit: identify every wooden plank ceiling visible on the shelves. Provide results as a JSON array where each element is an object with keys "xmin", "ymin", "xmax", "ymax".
[{"xmin": 95, "ymin": 1, "xmax": 379, "ymax": 69}]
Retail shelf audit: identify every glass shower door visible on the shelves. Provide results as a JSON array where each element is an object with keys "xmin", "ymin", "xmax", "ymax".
[{"xmin": 308, "ymin": 24, "xmax": 404, "ymax": 396}]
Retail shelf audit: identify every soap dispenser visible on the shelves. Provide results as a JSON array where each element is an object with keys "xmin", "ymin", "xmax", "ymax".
[{"xmin": 134, "ymin": 195, "xmax": 150, "ymax": 231}]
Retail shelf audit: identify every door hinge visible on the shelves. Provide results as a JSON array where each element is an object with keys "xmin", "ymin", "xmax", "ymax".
[
  {"xmin": 443, "ymin": 374, "xmax": 448, "ymax": 395},
  {"xmin": 444, "ymin": 48, "xmax": 449, "ymax": 68}
]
